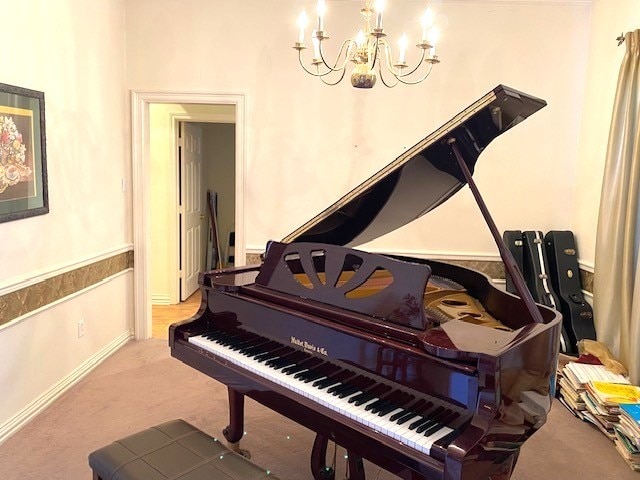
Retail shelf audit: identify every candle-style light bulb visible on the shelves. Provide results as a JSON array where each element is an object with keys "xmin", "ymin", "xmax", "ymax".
[
  {"xmin": 317, "ymin": 0, "xmax": 326, "ymax": 32},
  {"xmin": 355, "ymin": 29, "xmax": 366, "ymax": 48},
  {"xmin": 421, "ymin": 7, "xmax": 433, "ymax": 42},
  {"xmin": 398, "ymin": 33, "xmax": 408, "ymax": 63},
  {"xmin": 297, "ymin": 10, "xmax": 308, "ymax": 43},
  {"xmin": 312, "ymin": 30, "xmax": 321, "ymax": 58},
  {"xmin": 375, "ymin": 0, "xmax": 385, "ymax": 30},
  {"xmin": 427, "ymin": 27, "xmax": 439, "ymax": 57}
]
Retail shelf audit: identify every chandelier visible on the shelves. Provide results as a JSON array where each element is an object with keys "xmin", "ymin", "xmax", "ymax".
[{"xmin": 293, "ymin": 0, "xmax": 440, "ymax": 88}]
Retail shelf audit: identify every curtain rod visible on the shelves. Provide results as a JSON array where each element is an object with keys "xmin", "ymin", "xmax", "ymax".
[{"xmin": 617, "ymin": 33, "xmax": 626, "ymax": 46}]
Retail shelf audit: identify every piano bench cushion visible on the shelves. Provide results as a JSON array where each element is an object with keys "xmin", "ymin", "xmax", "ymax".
[{"xmin": 88, "ymin": 419, "xmax": 278, "ymax": 480}]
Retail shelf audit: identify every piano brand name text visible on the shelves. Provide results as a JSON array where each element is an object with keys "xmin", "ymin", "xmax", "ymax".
[{"xmin": 291, "ymin": 336, "xmax": 328, "ymax": 356}]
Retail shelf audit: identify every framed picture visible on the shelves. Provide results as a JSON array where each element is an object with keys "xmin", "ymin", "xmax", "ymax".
[{"xmin": 0, "ymin": 82, "xmax": 48, "ymax": 223}]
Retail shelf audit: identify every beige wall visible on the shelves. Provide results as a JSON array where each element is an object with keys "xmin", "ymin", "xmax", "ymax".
[
  {"xmin": 0, "ymin": 0, "xmax": 131, "ymax": 437},
  {"xmin": 126, "ymin": 0, "xmax": 592, "ymax": 262},
  {"xmin": 149, "ymin": 104, "xmax": 235, "ymax": 304}
]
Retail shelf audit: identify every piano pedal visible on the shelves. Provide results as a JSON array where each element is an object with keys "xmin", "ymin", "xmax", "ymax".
[
  {"xmin": 226, "ymin": 441, "xmax": 252, "ymax": 460},
  {"xmin": 315, "ymin": 466, "xmax": 335, "ymax": 480}
]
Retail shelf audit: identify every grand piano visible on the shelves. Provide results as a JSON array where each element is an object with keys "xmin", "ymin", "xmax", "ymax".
[{"xmin": 170, "ymin": 85, "xmax": 562, "ymax": 480}]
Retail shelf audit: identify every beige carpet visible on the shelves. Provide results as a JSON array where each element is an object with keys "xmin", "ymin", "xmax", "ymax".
[{"xmin": 0, "ymin": 339, "xmax": 636, "ymax": 480}]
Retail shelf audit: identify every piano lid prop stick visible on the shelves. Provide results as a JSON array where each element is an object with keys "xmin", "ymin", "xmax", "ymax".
[{"xmin": 447, "ymin": 138, "xmax": 545, "ymax": 325}]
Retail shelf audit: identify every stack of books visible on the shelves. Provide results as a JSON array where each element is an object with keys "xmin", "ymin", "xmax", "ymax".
[
  {"xmin": 558, "ymin": 362, "xmax": 630, "ymax": 422},
  {"xmin": 615, "ymin": 404, "xmax": 640, "ymax": 471},
  {"xmin": 558, "ymin": 360, "xmax": 640, "ymax": 470}
]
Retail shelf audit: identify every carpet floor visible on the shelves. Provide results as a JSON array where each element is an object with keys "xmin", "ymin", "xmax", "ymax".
[{"xmin": 0, "ymin": 339, "xmax": 636, "ymax": 479}]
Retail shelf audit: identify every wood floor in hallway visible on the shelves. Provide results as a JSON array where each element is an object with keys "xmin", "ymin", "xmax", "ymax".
[{"xmin": 152, "ymin": 292, "xmax": 202, "ymax": 339}]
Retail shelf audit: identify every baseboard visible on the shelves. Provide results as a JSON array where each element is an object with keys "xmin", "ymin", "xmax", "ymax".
[
  {"xmin": 152, "ymin": 293, "xmax": 171, "ymax": 305},
  {"xmin": 0, "ymin": 330, "xmax": 132, "ymax": 445}
]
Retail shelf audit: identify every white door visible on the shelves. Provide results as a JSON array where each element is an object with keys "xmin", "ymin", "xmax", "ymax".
[{"xmin": 180, "ymin": 123, "xmax": 203, "ymax": 300}]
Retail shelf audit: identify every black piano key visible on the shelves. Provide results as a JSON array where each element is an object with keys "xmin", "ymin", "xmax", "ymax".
[
  {"xmin": 328, "ymin": 374, "xmax": 368, "ymax": 396},
  {"xmin": 389, "ymin": 399, "xmax": 426, "ymax": 425},
  {"xmin": 237, "ymin": 344, "xmax": 265, "ymax": 356},
  {"xmin": 265, "ymin": 350, "xmax": 301, "ymax": 368},
  {"xmin": 409, "ymin": 406, "xmax": 447, "ymax": 433},
  {"xmin": 351, "ymin": 384, "xmax": 391, "ymax": 406},
  {"xmin": 297, "ymin": 363, "xmax": 338, "ymax": 383},
  {"xmin": 410, "ymin": 406, "xmax": 445, "ymax": 431},
  {"xmin": 327, "ymin": 382, "xmax": 348, "ymax": 395},
  {"xmin": 408, "ymin": 416, "xmax": 429, "ymax": 431},
  {"xmin": 242, "ymin": 340, "xmax": 280, "ymax": 357},
  {"xmin": 422, "ymin": 412, "xmax": 459, "ymax": 437},
  {"xmin": 255, "ymin": 346, "xmax": 292, "ymax": 362},
  {"xmin": 433, "ymin": 425, "xmax": 464, "ymax": 449},
  {"xmin": 341, "ymin": 377, "xmax": 375, "ymax": 400},
  {"xmin": 416, "ymin": 418, "xmax": 439, "ymax": 434},
  {"xmin": 314, "ymin": 370, "xmax": 355, "ymax": 389},
  {"xmin": 377, "ymin": 402, "xmax": 402, "ymax": 417},
  {"xmin": 366, "ymin": 388, "xmax": 402, "ymax": 412},
  {"xmin": 336, "ymin": 384, "xmax": 360, "ymax": 398},
  {"xmin": 282, "ymin": 356, "xmax": 322, "ymax": 375},
  {"xmin": 229, "ymin": 336, "xmax": 263, "ymax": 351},
  {"xmin": 372, "ymin": 389, "xmax": 411, "ymax": 416},
  {"xmin": 396, "ymin": 404, "xmax": 419, "ymax": 425}
]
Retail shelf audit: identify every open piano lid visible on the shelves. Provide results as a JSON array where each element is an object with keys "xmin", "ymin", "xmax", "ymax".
[{"xmin": 282, "ymin": 85, "xmax": 546, "ymax": 247}]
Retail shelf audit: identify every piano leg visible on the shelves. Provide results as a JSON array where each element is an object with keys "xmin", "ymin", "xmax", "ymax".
[
  {"xmin": 223, "ymin": 387, "xmax": 249, "ymax": 457},
  {"xmin": 347, "ymin": 452, "xmax": 366, "ymax": 480},
  {"xmin": 311, "ymin": 434, "xmax": 365, "ymax": 480},
  {"xmin": 311, "ymin": 434, "xmax": 335, "ymax": 480}
]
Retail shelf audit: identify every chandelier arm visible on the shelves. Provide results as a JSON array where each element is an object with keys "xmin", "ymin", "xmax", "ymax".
[
  {"xmin": 393, "ymin": 62, "xmax": 435, "ymax": 85},
  {"xmin": 380, "ymin": 41, "xmax": 428, "ymax": 79},
  {"xmin": 319, "ymin": 39, "xmax": 356, "ymax": 72},
  {"xmin": 377, "ymin": 56, "xmax": 400, "ymax": 88},
  {"xmin": 370, "ymin": 36, "xmax": 381, "ymax": 68},
  {"xmin": 298, "ymin": 50, "xmax": 335, "ymax": 77},
  {"xmin": 320, "ymin": 68, "xmax": 347, "ymax": 86}
]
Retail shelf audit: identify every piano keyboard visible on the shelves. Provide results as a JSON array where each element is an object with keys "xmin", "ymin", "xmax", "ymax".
[{"xmin": 189, "ymin": 329, "xmax": 466, "ymax": 456}]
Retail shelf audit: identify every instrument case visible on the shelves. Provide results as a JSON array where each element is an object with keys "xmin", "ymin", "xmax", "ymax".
[{"xmin": 544, "ymin": 230, "xmax": 596, "ymax": 351}]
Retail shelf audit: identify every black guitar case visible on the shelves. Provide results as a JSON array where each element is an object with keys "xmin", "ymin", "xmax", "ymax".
[
  {"xmin": 544, "ymin": 231, "xmax": 596, "ymax": 351},
  {"xmin": 521, "ymin": 230, "xmax": 573, "ymax": 354},
  {"xmin": 503, "ymin": 230, "xmax": 525, "ymax": 295}
]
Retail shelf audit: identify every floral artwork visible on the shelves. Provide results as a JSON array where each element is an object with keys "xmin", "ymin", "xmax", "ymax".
[
  {"xmin": 0, "ymin": 114, "xmax": 32, "ymax": 194},
  {"xmin": 0, "ymin": 82, "xmax": 47, "ymax": 223}
]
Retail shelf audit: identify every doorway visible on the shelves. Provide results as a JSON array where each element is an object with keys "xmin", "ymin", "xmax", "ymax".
[{"xmin": 131, "ymin": 92, "xmax": 246, "ymax": 340}]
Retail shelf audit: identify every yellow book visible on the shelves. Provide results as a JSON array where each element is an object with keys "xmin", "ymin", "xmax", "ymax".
[{"xmin": 588, "ymin": 381, "xmax": 640, "ymax": 405}]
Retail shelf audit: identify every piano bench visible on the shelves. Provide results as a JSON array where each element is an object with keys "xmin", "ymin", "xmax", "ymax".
[{"xmin": 88, "ymin": 419, "xmax": 278, "ymax": 480}]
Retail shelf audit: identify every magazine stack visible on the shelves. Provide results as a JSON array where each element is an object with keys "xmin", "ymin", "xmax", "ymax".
[{"xmin": 557, "ymin": 361, "xmax": 640, "ymax": 470}]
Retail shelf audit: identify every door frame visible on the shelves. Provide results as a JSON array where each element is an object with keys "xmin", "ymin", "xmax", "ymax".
[{"xmin": 131, "ymin": 91, "xmax": 246, "ymax": 340}]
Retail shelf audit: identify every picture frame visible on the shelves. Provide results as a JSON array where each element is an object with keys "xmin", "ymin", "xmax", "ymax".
[{"xmin": 0, "ymin": 82, "xmax": 48, "ymax": 223}]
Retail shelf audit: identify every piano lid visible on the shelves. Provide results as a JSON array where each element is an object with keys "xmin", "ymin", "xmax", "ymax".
[{"xmin": 282, "ymin": 85, "xmax": 546, "ymax": 248}]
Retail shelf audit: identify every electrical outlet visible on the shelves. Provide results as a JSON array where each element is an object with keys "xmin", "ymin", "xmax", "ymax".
[{"xmin": 78, "ymin": 319, "xmax": 86, "ymax": 338}]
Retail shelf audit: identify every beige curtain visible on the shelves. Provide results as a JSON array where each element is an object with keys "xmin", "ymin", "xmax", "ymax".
[{"xmin": 594, "ymin": 29, "xmax": 640, "ymax": 383}]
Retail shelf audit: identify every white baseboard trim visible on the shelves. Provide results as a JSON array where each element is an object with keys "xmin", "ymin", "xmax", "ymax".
[
  {"xmin": 0, "ymin": 330, "xmax": 132, "ymax": 446},
  {"xmin": 152, "ymin": 294, "xmax": 171, "ymax": 305}
]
